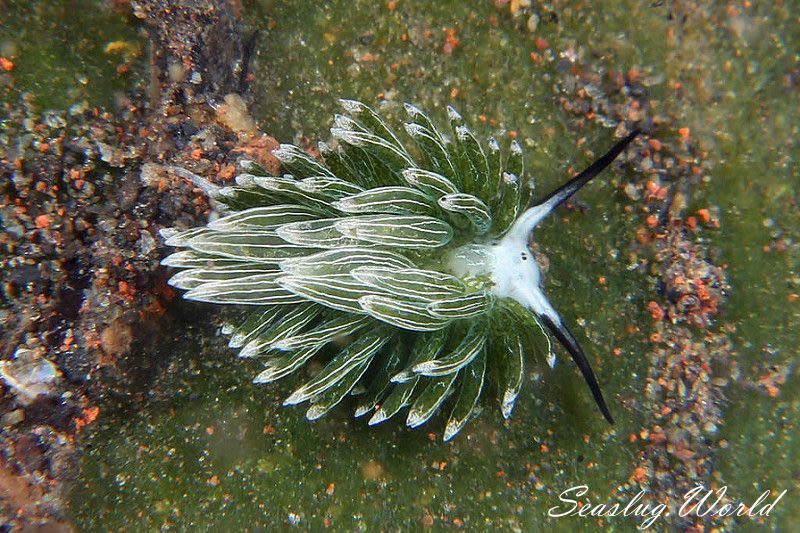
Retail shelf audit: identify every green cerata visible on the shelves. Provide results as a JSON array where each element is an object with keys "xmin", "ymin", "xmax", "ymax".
[{"xmin": 162, "ymin": 100, "xmax": 638, "ymax": 440}]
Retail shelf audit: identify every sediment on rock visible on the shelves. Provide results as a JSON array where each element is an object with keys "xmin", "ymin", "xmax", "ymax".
[
  {"xmin": 131, "ymin": 0, "xmax": 254, "ymax": 107},
  {"xmin": 0, "ymin": 1, "xmax": 264, "ymax": 528},
  {"xmin": 556, "ymin": 43, "xmax": 734, "ymax": 529}
]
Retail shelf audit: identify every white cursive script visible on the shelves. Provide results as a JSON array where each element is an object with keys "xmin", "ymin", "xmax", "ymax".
[
  {"xmin": 548, "ymin": 484, "xmax": 787, "ymax": 529},
  {"xmin": 680, "ymin": 485, "xmax": 786, "ymax": 519},
  {"xmin": 548, "ymin": 485, "xmax": 667, "ymax": 529}
]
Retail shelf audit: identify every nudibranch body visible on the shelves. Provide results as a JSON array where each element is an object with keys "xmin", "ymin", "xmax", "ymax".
[{"xmin": 162, "ymin": 100, "xmax": 637, "ymax": 440}]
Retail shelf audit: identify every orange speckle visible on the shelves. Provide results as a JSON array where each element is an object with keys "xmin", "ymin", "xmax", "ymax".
[
  {"xmin": 597, "ymin": 276, "xmax": 607, "ymax": 285},
  {"xmin": 83, "ymin": 406, "xmax": 100, "ymax": 424},
  {"xmin": 647, "ymin": 138, "xmax": 662, "ymax": 151},
  {"xmin": 35, "ymin": 214, "xmax": 51, "ymax": 229},
  {"xmin": 678, "ymin": 127, "xmax": 690, "ymax": 140},
  {"xmin": 387, "ymin": 0, "xmax": 397, "ymax": 10},
  {"xmin": 787, "ymin": 294, "xmax": 798, "ymax": 302},
  {"xmin": 74, "ymin": 406, "xmax": 100, "ymax": 433},
  {"xmin": 647, "ymin": 301, "xmax": 664, "ymax": 321},
  {"xmin": 633, "ymin": 466, "xmax": 647, "ymax": 482},
  {"xmin": 686, "ymin": 216, "xmax": 697, "ymax": 229},
  {"xmin": 534, "ymin": 37, "xmax": 549, "ymax": 50},
  {"xmin": 442, "ymin": 28, "xmax": 459, "ymax": 55},
  {"xmin": 0, "ymin": 57, "xmax": 13, "ymax": 71},
  {"xmin": 696, "ymin": 208, "xmax": 711, "ymax": 223},
  {"xmin": 540, "ymin": 444, "xmax": 549, "ymax": 453},
  {"xmin": 206, "ymin": 426, "xmax": 215, "ymax": 435},
  {"xmin": 191, "ymin": 148, "xmax": 203, "ymax": 160},
  {"xmin": 646, "ymin": 214, "xmax": 658, "ymax": 227},
  {"xmin": 629, "ymin": 433, "xmax": 638, "ymax": 443},
  {"xmin": 118, "ymin": 280, "xmax": 130, "ymax": 295},
  {"xmin": 217, "ymin": 165, "xmax": 236, "ymax": 181},
  {"xmin": 508, "ymin": 130, "xmax": 518, "ymax": 140},
  {"xmin": 207, "ymin": 475, "xmax": 220, "ymax": 487},
  {"xmin": 326, "ymin": 483, "xmax": 335, "ymax": 495}
]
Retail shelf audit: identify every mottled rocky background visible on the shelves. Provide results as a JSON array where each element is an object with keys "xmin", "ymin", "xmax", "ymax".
[
  {"xmin": 0, "ymin": 1, "xmax": 277, "ymax": 529},
  {"xmin": 1, "ymin": 0, "xmax": 797, "ymax": 530}
]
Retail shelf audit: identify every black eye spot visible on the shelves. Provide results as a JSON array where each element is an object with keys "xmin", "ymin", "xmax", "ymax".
[{"xmin": 521, "ymin": 252, "xmax": 528, "ymax": 261}]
